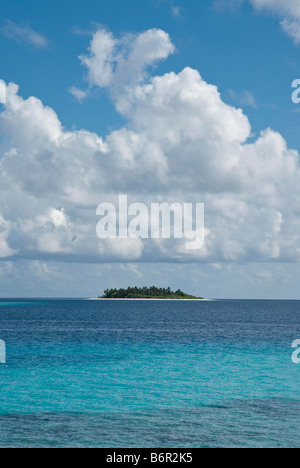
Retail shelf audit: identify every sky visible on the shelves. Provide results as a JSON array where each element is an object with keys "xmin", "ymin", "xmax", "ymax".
[{"xmin": 1, "ymin": 0, "xmax": 300, "ymax": 298}]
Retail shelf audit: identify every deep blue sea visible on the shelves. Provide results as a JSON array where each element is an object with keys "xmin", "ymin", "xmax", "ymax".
[{"xmin": 0, "ymin": 299, "xmax": 299, "ymax": 448}]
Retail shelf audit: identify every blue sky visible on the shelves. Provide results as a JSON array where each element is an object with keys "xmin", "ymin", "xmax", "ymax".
[
  {"xmin": 1, "ymin": 0, "xmax": 300, "ymax": 298},
  {"xmin": 1, "ymin": 0, "xmax": 299, "ymax": 143}
]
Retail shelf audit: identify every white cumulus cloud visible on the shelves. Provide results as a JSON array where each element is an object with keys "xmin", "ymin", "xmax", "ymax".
[
  {"xmin": 78, "ymin": 28, "xmax": 175, "ymax": 109},
  {"xmin": 1, "ymin": 28, "xmax": 300, "ymax": 264}
]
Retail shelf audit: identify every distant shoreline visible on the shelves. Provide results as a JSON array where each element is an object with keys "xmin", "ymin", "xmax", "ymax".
[
  {"xmin": 87, "ymin": 298, "xmax": 214, "ymax": 301},
  {"xmin": 99, "ymin": 287, "xmax": 206, "ymax": 300}
]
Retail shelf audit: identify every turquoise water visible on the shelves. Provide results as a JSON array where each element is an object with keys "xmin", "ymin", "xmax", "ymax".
[{"xmin": 0, "ymin": 299, "xmax": 299, "ymax": 447}]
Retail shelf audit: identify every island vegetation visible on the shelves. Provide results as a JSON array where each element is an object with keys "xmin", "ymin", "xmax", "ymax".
[{"xmin": 100, "ymin": 286, "xmax": 203, "ymax": 300}]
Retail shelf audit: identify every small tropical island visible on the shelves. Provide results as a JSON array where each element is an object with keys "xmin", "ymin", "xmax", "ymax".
[{"xmin": 99, "ymin": 286, "xmax": 204, "ymax": 300}]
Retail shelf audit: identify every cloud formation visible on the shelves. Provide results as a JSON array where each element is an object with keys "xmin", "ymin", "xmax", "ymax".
[
  {"xmin": 251, "ymin": 0, "xmax": 300, "ymax": 43},
  {"xmin": 228, "ymin": 90, "xmax": 257, "ymax": 108},
  {"xmin": 1, "ymin": 20, "xmax": 49, "ymax": 48},
  {"xmin": 214, "ymin": 0, "xmax": 300, "ymax": 43},
  {"xmin": 69, "ymin": 86, "xmax": 88, "ymax": 102},
  {"xmin": 78, "ymin": 28, "xmax": 175, "ymax": 109},
  {"xmin": 1, "ymin": 27, "xmax": 300, "ymax": 264}
]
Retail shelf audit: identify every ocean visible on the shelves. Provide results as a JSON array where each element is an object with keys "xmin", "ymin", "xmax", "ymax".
[{"xmin": 0, "ymin": 299, "xmax": 299, "ymax": 448}]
